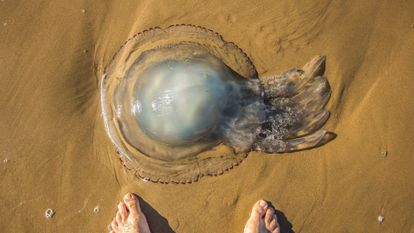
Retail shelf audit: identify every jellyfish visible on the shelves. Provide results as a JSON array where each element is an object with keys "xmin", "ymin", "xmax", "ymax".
[{"xmin": 101, "ymin": 25, "xmax": 332, "ymax": 184}]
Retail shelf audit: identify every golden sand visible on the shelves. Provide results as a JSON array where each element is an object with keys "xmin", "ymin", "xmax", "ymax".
[{"xmin": 1, "ymin": 0, "xmax": 414, "ymax": 232}]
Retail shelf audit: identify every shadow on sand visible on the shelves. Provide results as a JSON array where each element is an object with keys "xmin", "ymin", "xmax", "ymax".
[
  {"xmin": 139, "ymin": 197, "xmax": 175, "ymax": 233},
  {"xmin": 268, "ymin": 202, "xmax": 295, "ymax": 233}
]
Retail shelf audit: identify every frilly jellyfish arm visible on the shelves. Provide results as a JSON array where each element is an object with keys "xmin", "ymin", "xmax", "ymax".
[{"xmin": 254, "ymin": 56, "xmax": 332, "ymax": 153}]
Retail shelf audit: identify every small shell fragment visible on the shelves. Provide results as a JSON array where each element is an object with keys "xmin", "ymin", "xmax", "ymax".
[
  {"xmin": 93, "ymin": 206, "xmax": 100, "ymax": 214},
  {"xmin": 377, "ymin": 215, "xmax": 384, "ymax": 223},
  {"xmin": 45, "ymin": 208, "xmax": 55, "ymax": 219},
  {"xmin": 381, "ymin": 149, "xmax": 388, "ymax": 157}
]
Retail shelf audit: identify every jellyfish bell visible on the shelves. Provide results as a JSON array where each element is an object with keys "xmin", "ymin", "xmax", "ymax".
[{"xmin": 101, "ymin": 25, "xmax": 332, "ymax": 184}]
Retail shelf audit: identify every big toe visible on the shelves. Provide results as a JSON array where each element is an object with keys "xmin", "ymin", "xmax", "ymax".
[
  {"xmin": 251, "ymin": 200, "xmax": 268, "ymax": 219},
  {"xmin": 123, "ymin": 193, "xmax": 141, "ymax": 219},
  {"xmin": 244, "ymin": 200, "xmax": 268, "ymax": 233}
]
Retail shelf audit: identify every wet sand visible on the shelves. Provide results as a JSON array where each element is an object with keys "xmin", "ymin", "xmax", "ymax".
[{"xmin": 1, "ymin": 0, "xmax": 414, "ymax": 232}]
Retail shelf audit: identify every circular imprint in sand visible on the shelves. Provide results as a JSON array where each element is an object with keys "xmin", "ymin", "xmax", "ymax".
[{"xmin": 101, "ymin": 25, "xmax": 333, "ymax": 184}]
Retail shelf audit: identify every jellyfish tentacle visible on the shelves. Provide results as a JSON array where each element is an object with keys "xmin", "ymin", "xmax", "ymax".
[
  {"xmin": 291, "ymin": 75, "xmax": 331, "ymax": 113},
  {"xmin": 288, "ymin": 74, "xmax": 331, "ymax": 137},
  {"xmin": 254, "ymin": 129, "xmax": 327, "ymax": 153},
  {"xmin": 302, "ymin": 55, "xmax": 326, "ymax": 78},
  {"xmin": 260, "ymin": 68, "xmax": 305, "ymax": 98},
  {"xmin": 255, "ymin": 56, "xmax": 331, "ymax": 153},
  {"xmin": 288, "ymin": 110, "xmax": 330, "ymax": 138}
]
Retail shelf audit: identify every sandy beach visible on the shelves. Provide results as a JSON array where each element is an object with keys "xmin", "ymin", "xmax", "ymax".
[{"xmin": 1, "ymin": 0, "xmax": 414, "ymax": 232}]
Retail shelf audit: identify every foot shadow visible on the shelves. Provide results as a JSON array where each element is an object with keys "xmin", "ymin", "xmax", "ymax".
[
  {"xmin": 138, "ymin": 197, "xmax": 176, "ymax": 233},
  {"xmin": 268, "ymin": 202, "xmax": 295, "ymax": 233}
]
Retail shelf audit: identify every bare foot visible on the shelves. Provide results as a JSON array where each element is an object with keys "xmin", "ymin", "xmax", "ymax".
[
  {"xmin": 244, "ymin": 200, "xmax": 280, "ymax": 233},
  {"xmin": 110, "ymin": 193, "xmax": 151, "ymax": 233}
]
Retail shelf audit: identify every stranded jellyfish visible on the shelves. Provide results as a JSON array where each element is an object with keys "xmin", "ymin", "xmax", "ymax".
[{"xmin": 101, "ymin": 25, "xmax": 332, "ymax": 184}]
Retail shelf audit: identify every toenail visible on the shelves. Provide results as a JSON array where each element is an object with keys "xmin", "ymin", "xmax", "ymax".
[
  {"xmin": 259, "ymin": 200, "xmax": 268, "ymax": 209},
  {"xmin": 124, "ymin": 193, "xmax": 135, "ymax": 202}
]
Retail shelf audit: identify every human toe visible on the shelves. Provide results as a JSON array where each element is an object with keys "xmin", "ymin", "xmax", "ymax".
[
  {"xmin": 269, "ymin": 215, "xmax": 280, "ymax": 233},
  {"xmin": 111, "ymin": 218, "xmax": 118, "ymax": 232},
  {"xmin": 251, "ymin": 200, "xmax": 268, "ymax": 218},
  {"xmin": 117, "ymin": 202, "xmax": 128, "ymax": 222},
  {"xmin": 123, "ymin": 193, "xmax": 141, "ymax": 218},
  {"xmin": 116, "ymin": 210, "xmax": 123, "ymax": 225},
  {"xmin": 264, "ymin": 207, "xmax": 275, "ymax": 225}
]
